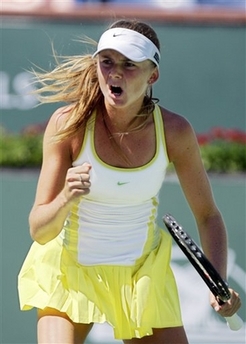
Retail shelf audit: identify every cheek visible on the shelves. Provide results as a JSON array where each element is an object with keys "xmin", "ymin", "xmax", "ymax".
[
  {"xmin": 97, "ymin": 64, "xmax": 106, "ymax": 80},
  {"xmin": 131, "ymin": 78, "xmax": 148, "ymax": 95},
  {"xmin": 97, "ymin": 68, "xmax": 108, "ymax": 91}
]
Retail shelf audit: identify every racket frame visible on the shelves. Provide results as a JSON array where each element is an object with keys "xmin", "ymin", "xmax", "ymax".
[
  {"xmin": 163, "ymin": 213, "xmax": 230, "ymax": 303},
  {"xmin": 162, "ymin": 213, "xmax": 243, "ymax": 331}
]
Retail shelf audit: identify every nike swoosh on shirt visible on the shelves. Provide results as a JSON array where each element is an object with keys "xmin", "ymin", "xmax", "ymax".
[{"xmin": 117, "ymin": 182, "xmax": 130, "ymax": 186}]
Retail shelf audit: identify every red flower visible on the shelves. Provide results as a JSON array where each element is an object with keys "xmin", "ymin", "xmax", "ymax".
[
  {"xmin": 22, "ymin": 122, "xmax": 47, "ymax": 136},
  {"xmin": 211, "ymin": 127, "xmax": 227, "ymax": 141},
  {"xmin": 196, "ymin": 133, "xmax": 211, "ymax": 146},
  {"xmin": 225, "ymin": 129, "xmax": 246, "ymax": 144},
  {"xmin": 197, "ymin": 127, "xmax": 246, "ymax": 145}
]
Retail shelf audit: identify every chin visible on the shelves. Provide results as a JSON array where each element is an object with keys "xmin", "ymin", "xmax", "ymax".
[{"xmin": 107, "ymin": 96, "xmax": 126, "ymax": 108}]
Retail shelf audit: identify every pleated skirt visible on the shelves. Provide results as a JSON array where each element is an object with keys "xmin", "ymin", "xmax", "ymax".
[{"xmin": 18, "ymin": 230, "xmax": 183, "ymax": 339}]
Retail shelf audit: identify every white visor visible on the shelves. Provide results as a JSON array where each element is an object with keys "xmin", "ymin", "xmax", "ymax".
[{"xmin": 92, "ymin": 28, "xmax": 160, "ymax": 68}]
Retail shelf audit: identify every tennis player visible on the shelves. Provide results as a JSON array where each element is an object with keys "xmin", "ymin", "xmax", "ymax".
[{"xmin": 18, "ymin": 19, "xmax": 241, "ymax": 343}]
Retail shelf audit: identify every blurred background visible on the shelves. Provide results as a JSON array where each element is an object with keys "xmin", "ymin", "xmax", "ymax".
[
  {"xmin": 1, "ymin": 0, "xmax": 246, "ymax": 9},
  {"xmin": 1, "ymin": 1, "xmax": 245, "ymax": 343}
]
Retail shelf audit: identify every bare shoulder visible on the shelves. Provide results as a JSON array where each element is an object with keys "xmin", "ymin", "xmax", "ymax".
[
  {"xmin": 159, "ymin": 106, "xmax": 198, "ymax": 163},
  {"xmin": 44, "ymin": 104, "xmax": 83, "ymax": 161},
  {"xmin": 160, "ymin": 106, "xmax": 193, "ymax": 136},
  {"xmin": 45, "ymin": 104, "xmax": 75, "ymax": 135}
]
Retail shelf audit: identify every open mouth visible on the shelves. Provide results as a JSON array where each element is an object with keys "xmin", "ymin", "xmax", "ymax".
[{"xmin": 110, "ymin": 85, "xmax": 123, "ymax": 96}]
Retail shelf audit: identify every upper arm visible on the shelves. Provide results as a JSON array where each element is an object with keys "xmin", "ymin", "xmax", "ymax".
[
  {"xmin": 162, "ymin": 108, "xmax": 219, "ymax": 222},
  {"xmin": 32, "ymin": 107, "xmax": 74, "ymax": 207}
]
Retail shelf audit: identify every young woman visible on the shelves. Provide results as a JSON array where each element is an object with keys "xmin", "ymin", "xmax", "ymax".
[{"xmin": 18, "ymin": 19, "xmax": 241, "ymax": 343}]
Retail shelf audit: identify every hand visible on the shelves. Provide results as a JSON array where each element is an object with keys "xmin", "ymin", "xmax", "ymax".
[
  {"xmin": 63, "ymin": 162, "xmax": 91, "ymax": 202},
  {"xmin": 210, "ymin": 289, "xmax": 241, "ymax": 317}
]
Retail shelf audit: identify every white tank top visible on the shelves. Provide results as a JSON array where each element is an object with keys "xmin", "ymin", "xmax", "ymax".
[{"xmin": 62, "ymin": 105, "xmax": 169, "ymax": 266}]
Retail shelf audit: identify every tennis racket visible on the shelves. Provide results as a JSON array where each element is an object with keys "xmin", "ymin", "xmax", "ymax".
[{"xmin": 163, "ymin": 213, "xmax": 243, "ymax": 331}]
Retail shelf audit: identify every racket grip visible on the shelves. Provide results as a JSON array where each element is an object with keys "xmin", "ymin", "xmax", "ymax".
[{"xmin": 225, "ymin": 313, "xmax": 243, "ymax": 331}]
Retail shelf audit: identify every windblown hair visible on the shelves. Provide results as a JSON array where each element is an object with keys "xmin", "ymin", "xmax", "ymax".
[{"xmin": 32, "ymin": 19, "xmax": 160, "ymax": 141}]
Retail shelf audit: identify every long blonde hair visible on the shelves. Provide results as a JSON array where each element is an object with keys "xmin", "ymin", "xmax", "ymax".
[{"xmin": 32, "ymin": 20, "xmax": 160, "ymax": 141}]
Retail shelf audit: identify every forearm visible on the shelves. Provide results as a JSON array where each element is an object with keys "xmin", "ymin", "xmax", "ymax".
[
  {"xmin": 197, "ymin": 211, "xmax": 228, "ymax": 280},
  {"xmin": 29, "ymin": 192, "xmax": 73, "ymax": 245}
]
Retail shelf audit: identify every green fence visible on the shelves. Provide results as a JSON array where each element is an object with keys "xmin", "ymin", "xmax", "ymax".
[{"xmin": 0, "ymin": 170, "xmax": 245, "ymax": 343}]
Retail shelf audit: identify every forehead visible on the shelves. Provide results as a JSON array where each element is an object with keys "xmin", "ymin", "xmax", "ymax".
[{"xmin": 98, "ymin": 49, "xmax": 132, "ymax": 60}]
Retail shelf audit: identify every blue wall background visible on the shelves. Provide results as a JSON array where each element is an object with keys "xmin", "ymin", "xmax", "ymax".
[{"xmin": 1, "ymin": 18, "xmax": 245, "ymax": 133}]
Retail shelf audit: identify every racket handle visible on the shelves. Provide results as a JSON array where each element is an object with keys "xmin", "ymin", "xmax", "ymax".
[{"xmin": 225, "ymin": 313, "xmax": 243, "ymax": 331}]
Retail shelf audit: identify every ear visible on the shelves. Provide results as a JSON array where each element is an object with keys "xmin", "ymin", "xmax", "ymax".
[{"xmin": 148, "ymin": 68, "xmax": 159, "ymax": 85}]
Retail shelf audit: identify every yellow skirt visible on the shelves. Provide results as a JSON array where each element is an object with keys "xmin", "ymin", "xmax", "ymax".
[{"xmin": 18, "ymin": 230, "xmax": 182, "ymax": 339}]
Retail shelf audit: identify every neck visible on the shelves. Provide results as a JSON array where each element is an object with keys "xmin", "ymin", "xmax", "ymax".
[
  {"xmin": 102, "ymin": 108, "xmax": 150, "ymax": 139},
  {"xmin": 104, "ymin": 97, "xmax": 146, "ymax": 129},
  {"xmin": 101, "ymin": 94, "xmax": 156, "ymax": 138}
]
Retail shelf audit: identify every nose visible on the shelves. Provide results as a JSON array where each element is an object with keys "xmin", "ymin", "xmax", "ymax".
[{"xmin": 109, "ymin": 64, "xmax": 122, "ymax": 79}]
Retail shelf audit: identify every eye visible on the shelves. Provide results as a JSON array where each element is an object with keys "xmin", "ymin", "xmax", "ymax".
[
  {"xmin": 100, "ymin": 57, "xmax": 113, "ymax": 67},
  {"xmin": 99, "ymin": 55, "xmax": 113, "ymax": 68},
  {"xmin": 124, "ymin": 61, "xmax": 136, "ymax": 68}
]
